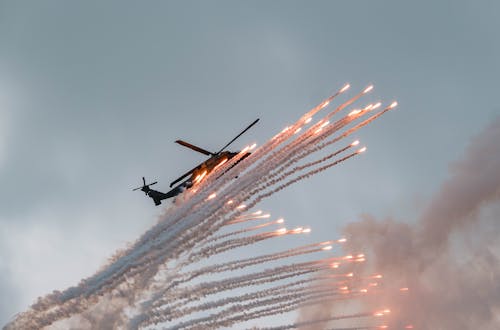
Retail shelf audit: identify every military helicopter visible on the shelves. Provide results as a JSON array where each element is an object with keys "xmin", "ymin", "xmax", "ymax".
[{"xmin": 133, "ymin": 119, "xmax": 259, "ymax": 206}]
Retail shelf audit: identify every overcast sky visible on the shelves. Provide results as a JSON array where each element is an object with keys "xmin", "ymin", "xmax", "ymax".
[{"xmin": 1, "ymin": 0, "xmax": 499, "ymax": 326}]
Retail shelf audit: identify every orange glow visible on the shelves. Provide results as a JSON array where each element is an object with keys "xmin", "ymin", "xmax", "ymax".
[
  {"xmin": 372, "ymin": 102, "xmax": 382, "ymax": 110},
  {"xmin": 343, "ymin": 255, "xmax": 353, "ymax": 260},
  {"xmin": 390, "ymin": 101, "xmax": 398, "ymax": 108},
  {"xmin": 305, "ymin": 117, "xmax": 313, "ymax": 124},
  {"xmin": 237, "ymin": 204, "xmax": 246, "ymax": 210},
  {"xmin": 249, "ymin": 143, "xmax": 257, "ymax": 150},
  {"xmin": 292, "ymin": 227, "xmax": 303, "ymax": 234},
  {"xmin": 337, "ymin": 238, "xmax": 347, "ymax": 243},
  {"xmin": 281, "ymin": 126, "xmax": 290, "ymax": 133},
  {"xmin": 340, "ymin": 83, "xmax": 350, "ymax": 93},
  {"xmin": 276, "ymin": 218, "xmax": 285, "ymax": 224},
  {"xmin": 240, "ymin": 145, "xmax": 250, "ymax": 154},
  {"xmin": 363, "ymin": 85, "xmax": 374, "ymax": 94},
  {"xmin": 357, "ymin": 146, "xmax": 367, "ymax": 153},
  {"xmin": 339, "ymin": 286, "xmax": 349, "ymax": 290},
  {"xmin": 357, "ymin": 253, "xmax": 365, "ymax": 258},
  {"xmin": 374, "ymin": 312, "xmax": 384, "ymax": 317},
  {"xmin": 374, "ymin": 274, "xmax": 383, "ymax": 279},
  {"xmin": 400, "ymin": 287, "xmax": 409, "ymax": 292},
  {"xmin": 302, "ymin": 228, "xmax": 311, "ymax": 233},
  {"xmin": 320, "ymin": 120, "xmax": 330, "ymax": 128},
  {"xmin": 369, "ymin": 282, "xmax": 379, "ymax": 287},
  {"xmin": 351, "ymin": 140, "xmax": 360, "ymax": 146},
  {"xmin": 348, "ymin": 109, "xmax": 361, "ymax": 117},
  {"xmin": 321, "ymin": 100, "xmax": 330, "ymax": 108},
  {"xmin": 331, "ymin": 262, "xmax": 340, "ymax": 268},
  {"xmin": 194, "ymin": 170, "xmax": 208, "ymax": 184},
  {"xmin": 227, "ymin": 200, "xmax": 234, "ymax": 205},
  {"xmin": 253, "ymin": 210, "xmax": 262, "ymax": 215},
  {"xmin": 355, "ymin": 257, "xmax": 366, "ymax": 262},
  {"xmin": 294, "ymin": 127, "xmax": 302, "ymax": 134},
  {"xmin": 314, "ymin": 120, "xmax": 330, "ymax": 134},
  {"xmin": 276, "ymin": 228, "xmax": 287, "ymax": 235},
  {"xmin": 207, "ymin": 193, "xmax": 217, "ymax": 200},
  {"xmin": 213, "ymin": 158, "xmax": 228, "ymax": 171},
  {"xmin": 378, "ymin": 326, "xmax": 388, "ymax": 329},
  {"xmin": 383, "ymin": 309, "xmax": 391, "ymax": 314},
  {"xmin": 405, "ymin": 325, "xmax": 414, "ymax": 329},
  {"xmin": 360, "ymin": 289, "xmax": 368, "ymax": 293},
  {"xmin": 322, "ymin": 245, "xmax": 333, "ymax": 251}
]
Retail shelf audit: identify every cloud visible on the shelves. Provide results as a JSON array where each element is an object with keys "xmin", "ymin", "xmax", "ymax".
[
  {"xmin": 0, "ymin": 262, "xmax": 21, "ymax": 326},
  {"xmin": 298, "ymin": 118, "xmax": 500, "ymax": 329}
]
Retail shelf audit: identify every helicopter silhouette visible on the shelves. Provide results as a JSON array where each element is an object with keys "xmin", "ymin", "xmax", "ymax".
[{"xmin": 133, "ymin": 119, "xmax": 259, "ymax": 206}]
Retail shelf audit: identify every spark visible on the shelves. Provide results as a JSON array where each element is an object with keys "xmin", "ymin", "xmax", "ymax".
[
  {"xmin": 340, "ymin": 83, "xmax": 350, "ymax": 93},
  {"xmin": 363, "ymin": 85, "xmax": 374, "ymax": 93},
  {"xmin": 314, "ymin": 120, "xmax": 330, "ymax": 134},
  {"xmin": 348, "ymin": 109, "xmax": 361, "ymax": 116},
  {"xmin": 276, "ymin": 228, "xmax": 287, "ymax": 235},
  {"xmin": 213, "ymin": 158, "xmax": 228, "ymax": 171}
]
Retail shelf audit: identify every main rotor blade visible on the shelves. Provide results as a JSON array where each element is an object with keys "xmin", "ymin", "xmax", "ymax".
[
  {"xmin": 175, "ymin": 140, "xmax": 214, "ymax": 156},
  {"xmin": 169, "ymin": 163, "xmax": 201, "ymax": 187},
  {"xmin": 216, "ymin": 118, "xmax": 259, "ymax": 155}
]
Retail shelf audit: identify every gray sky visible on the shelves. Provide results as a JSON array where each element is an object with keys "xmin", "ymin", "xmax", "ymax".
[{"xmin": 1, "ymin": 0, "xmax": 499, "ymax": 326}]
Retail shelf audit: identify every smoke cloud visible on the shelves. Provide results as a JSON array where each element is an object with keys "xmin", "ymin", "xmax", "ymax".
[{"xmin": 299, "ymin": 118, "xmax": 500, "ymax": 329}]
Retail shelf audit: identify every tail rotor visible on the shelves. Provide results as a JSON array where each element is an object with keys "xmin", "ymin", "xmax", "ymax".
[{"xmin": 132, "ymin": 177, "xmax": 158, "ymax": 194}]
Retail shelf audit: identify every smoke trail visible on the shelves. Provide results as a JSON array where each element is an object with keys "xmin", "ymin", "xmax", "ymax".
[{"xmin": 4, "ymin": 84, "xmax": 396, "ymax": 330}]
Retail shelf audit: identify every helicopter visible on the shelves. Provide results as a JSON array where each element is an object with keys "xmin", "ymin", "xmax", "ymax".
[{"xmin": 133, "ymin": 118, "xmax": 259, "ymax": 206}]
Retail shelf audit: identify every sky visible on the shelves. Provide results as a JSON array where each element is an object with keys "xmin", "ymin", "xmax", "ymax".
[{"xmin": 1, "ymin": 0, "xmax": 499, "ymax": 327}]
